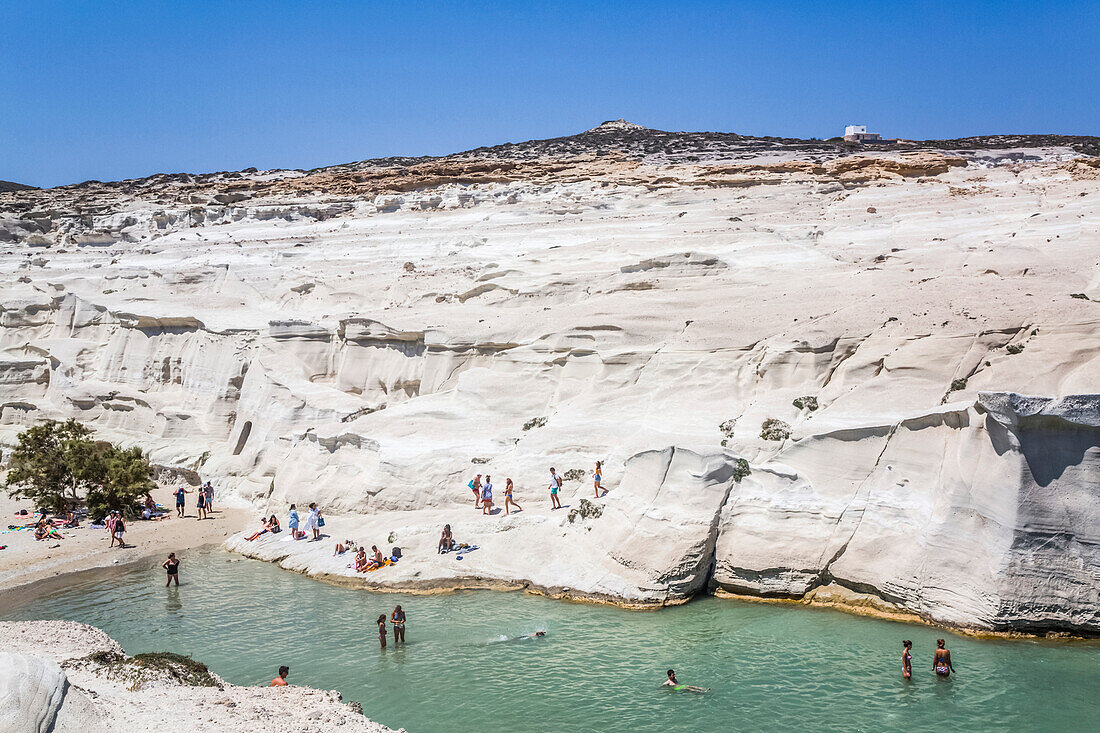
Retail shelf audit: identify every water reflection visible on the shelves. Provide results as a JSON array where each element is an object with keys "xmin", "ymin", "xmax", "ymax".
[{"xmin": 165, "ymin": 587, "xmax": 182, "ymax": 615}]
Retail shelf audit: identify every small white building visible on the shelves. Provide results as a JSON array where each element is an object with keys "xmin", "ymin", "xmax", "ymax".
[{"xmin": 844, "ymin": 124, "xmax": 882, "ymax": 143}]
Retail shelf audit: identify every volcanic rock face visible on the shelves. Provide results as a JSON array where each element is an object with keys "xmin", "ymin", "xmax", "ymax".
[{"xmin": 1, "ymin": 124, "xmax": 1098, "ymax": 631}]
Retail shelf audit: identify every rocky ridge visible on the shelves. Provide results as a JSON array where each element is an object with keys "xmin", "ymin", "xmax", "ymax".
[{"xmin": 1, "ymin": 122, "xmax": 1098, "ymax": 633}]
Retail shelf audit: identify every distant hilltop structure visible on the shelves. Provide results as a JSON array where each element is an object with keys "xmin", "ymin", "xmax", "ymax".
[{"xmin": 844, "ymin": 124, "xmax": 882, "ymax": 143}]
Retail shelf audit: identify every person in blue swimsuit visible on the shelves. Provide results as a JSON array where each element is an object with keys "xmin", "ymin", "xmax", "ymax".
[
  {"xmin": 593, "ymin": 461, "xmax": 604, "ymax": 498},
  {"xmin": 173, "ymin": 486, "xmax": 191, "ymax": 518}
]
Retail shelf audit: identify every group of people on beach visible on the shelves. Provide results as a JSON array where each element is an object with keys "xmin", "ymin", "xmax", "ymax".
[
  {"xmin": 172, "ymin": 482, "xmax": 215, "ymax": 520},
  {"xmin": 467, "ymin": 462, "xmax": 605, "ymax": 515}
]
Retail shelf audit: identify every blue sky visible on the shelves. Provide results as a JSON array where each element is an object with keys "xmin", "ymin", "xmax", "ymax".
[{"xmin": 2, "ymin": 1, "xmax": 1097, "ymax": 187}]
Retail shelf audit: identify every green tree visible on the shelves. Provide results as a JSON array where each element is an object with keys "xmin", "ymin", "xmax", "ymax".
[
  {"xmin": 4, "ymin": 419, "xmax": 95, "ymax": 513},
  {"xmin": 86, "ymin": 445, "xmax": 155, "ymax": 520},
  {"xmin": 5, "ymin": 419, "xmax": 156, "ymax": 519}
]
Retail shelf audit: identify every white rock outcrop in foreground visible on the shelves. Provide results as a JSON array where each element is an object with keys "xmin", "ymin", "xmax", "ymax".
[
  {"xmin": 0, "ymin": 621, "xmax": 396, "ymax": 733},
  {"xmin": 2, "ymin": 126, "xmax": 1098, "ymax": 632}
]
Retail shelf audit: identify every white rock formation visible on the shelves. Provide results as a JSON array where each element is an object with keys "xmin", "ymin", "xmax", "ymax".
[
  {"xmin": 2, "ymin": 126, "xmax": 1098, "ymax": 632},
  {"xmin": 0, "ymin": 652, "xmax": 69, "ymax": 733}
]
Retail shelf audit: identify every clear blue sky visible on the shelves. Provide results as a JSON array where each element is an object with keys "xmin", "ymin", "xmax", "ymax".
[{"xmin": 2, "ymin": 1, "xmax": 1097, "ymax": 187}]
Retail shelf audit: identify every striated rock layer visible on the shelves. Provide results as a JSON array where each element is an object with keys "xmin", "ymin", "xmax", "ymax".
[{"xmin": 2, "ymin": 123, "xmax": 1099, "ymax": 632}]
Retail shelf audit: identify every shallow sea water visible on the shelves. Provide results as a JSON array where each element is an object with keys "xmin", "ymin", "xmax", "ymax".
[{"xmin": 2, "ymin": 549, "xmax": 1096, "ymax": 732}]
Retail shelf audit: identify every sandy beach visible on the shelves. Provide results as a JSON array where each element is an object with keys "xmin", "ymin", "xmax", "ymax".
[{"xmin": 0, "ymin": 482, "xmax": 248, "ymax": 593}]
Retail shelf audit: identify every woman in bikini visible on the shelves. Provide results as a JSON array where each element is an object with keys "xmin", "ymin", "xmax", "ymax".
[
  {"xmin": 354, "ymin": 547, "xmax": 369, "ymax": 572},
  {"xmin": 504, "ymin": 478, "xmax": 522, "ymax": 515},
  {"xmin": 391, "ymin": 605, "xmax": 406, "ymax": 644},
  {"xmin": 901, "ymin": 640, "xmax": 912, "ymax": 679},
  {"xmin": 933, "ymin": 639, "xmax": 956, "ymax": 677},
  {"xmin": 593, "ymin": 461, "xmax": 603, "ymax": 498},
  {"xmin": 438, "ymin": 524, "xmax": 454, "ymax": 553},
  {"xmin": 377, "ymin": 614, "xmax": 387, "ymax": 649}
]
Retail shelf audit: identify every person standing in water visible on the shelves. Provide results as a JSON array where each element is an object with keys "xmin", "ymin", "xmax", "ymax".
[
  {"xmin": 377, "ymin": 614, "xmax": 387, "ymax": 649},
  {"xmin": 593, "ymin": 461, "xmax": 603, "ymax": 498},
  {"xmin": 162, "ymin": 552, "xmax": 180, "ymax": 586},
  {"xmin": 391, "ymin": 605, "xmax": 406, "ymax": 644},
  {"xmin": 288, "ymin": 504, "xmax": 300, "ymax": 539},
  {"xmin": 933, "ymin": 639, "xmax": 956, "ymax": 677},
  {"xmin": 663, "ymin": 669, "xmax": 708, "ymax": 693},
  {"xmin": 549, "ymin": 467, "xmax": 562, "ymax": 510},
  {"xmin": 504, "ymin": 478, "xmax": 522, "ymax": 515},
  {"xmin": 469, "ymin": 473, "xmax": 483, "ymax": 508},
  {"xmin": 269, "ymin": 666, "xmax": 289, "ymax": 687},
  {"xmin": 901, "ymin": 640, "xmax": 912, "ymax": 679}
]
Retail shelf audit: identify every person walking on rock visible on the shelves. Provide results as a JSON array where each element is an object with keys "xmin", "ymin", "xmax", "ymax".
[
  {"xmin": 481, "ymin": 475, "xmax": 494, "ymax": 515},
  {"xmin": 469, "ymin": 473, "xmax": 483, "ymax": 508},
  {"xmin": 504, "ymin": 478, "xmax": 522, "ymax": 515},
  {"xmin": 594, "ymin": 461, "xmax": 604, "ymax": 498},
  {"xmin": 549, "ymin": 467, "xmax": 562, "ymax": 510}
]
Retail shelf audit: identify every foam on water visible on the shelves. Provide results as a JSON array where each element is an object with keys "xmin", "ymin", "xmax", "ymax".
[{"xmin": 2, "ymin": 549, "xmax": 1097, "ymax": 733}]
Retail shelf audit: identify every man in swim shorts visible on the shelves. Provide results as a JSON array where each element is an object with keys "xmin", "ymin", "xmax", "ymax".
[
  {"xmin": 173, "ymin": 486, "xmax": 190, "ymax": 518},
  {"xmin": 663, "ymin": 669, "xmax": 708, "ymax": 692},
  {"xmin": 270, "ymin": 665, "xmax": 289, "ymax": 686}
]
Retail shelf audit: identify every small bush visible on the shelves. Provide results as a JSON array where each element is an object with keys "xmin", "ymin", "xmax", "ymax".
[
  {"xmin": 1070, "ymin": 293, "xmax": 1088, "ymax": 300},
  {"xmin": 719, "ymin": 419, "xmax": 737, "ymax": 438},
  {"xmin": 131, "ymin": 652, "xmax": 218, "ymax": 687},
  {"xmin": 760, "ymin": 418, "xmax": 791, "ymax": 442},
  {"xmin": 522, "ymin": 416, "xmax": 547, "ymax": 431},
  {"xmin": 732, "ymin": 458, "xmax": 750, "ymax": 482},
  {"xmin": 470, "ymin": 457, "xmax": 490, "ymax": 464},
  {"xmin": 562, "ymin": 468, "xmax": 585, "ymax": 482},
  {"xmin": 950, "ymin": 377, "xmax": 968, "ymax": 392},
  {"xmin": 1006, "ymin": 344, "xmax": 1025, "ymax": 355},
  {"xmin": 568, "ymin": 499, "xmax": 603, "ymax": 523},
  {"xmin": 792, "ymin": 396, "xmax": 819, "ymax": 411}
]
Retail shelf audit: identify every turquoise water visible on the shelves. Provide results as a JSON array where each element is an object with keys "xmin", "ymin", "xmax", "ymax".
[{"xmin": 2, "ymin": 549, "xmax": 1096, "ymax": 733}]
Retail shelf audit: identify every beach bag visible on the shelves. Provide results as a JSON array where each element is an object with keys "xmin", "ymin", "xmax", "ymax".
[
  {"xmin": 391, "ymin": 546, "xmax": 402, "ymax": 559},
  {"xmin": 318, "ymin": 515, "xmax": 326, "ymax": 527}
]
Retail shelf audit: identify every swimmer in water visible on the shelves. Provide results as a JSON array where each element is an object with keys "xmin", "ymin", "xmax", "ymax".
[
  {"xmin": 523, "ymin": 630, "xmax": 547, "ymax": 639},
  {"xmin": 662, "ymin": 669, "xmax": 709, "ymax": 693},
  {"xmin": 901, "ymin": 640, "xmax": 912, "ymax": 679}
]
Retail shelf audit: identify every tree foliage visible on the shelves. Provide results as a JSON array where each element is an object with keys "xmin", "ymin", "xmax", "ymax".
[{"xmin": 4, "ymin": 419, "xmax": 154, "ymax": 518}]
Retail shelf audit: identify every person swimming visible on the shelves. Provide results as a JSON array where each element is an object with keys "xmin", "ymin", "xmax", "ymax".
[
  {"xmin": 663, "ymin": 669, "xmax": 709, "ymax": 693},
  {"xmin": 933, "ymin": 639, "xmax": 956, "ymax": 677}
]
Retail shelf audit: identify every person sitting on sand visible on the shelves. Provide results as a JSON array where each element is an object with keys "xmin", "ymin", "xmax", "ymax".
[
  {"xmin": 902, "ymin": 640, "xmax": 913, "ymax": 679},
  {"xmin": 269, "ymin": 666, "xmax": 289, "ymax": 687},
  {"xmin": 34, "ymin": 521, "xmax": 49, "ymax": 540},
  {"xmin": 438, "ymin": 524, "xmax": 454, "ymax": 553},
  {"xmin": 933, "ymin": 639, "xmax": 956, "ymax": 677},
  {"xmin": 354, "ymin": 547, "xmax": 369, "ymax": 572},
  {"xmin": 63, "ymin": 511, "xmax": 79, "ymax": 528},
  {"xmin": 334, "ymin": 539, "xmax": 355, "ymax": 556},
  {"xmin": 663, "ymin": 669, "xmax": 708, "ymax": 693},
  {"xmin": 144, "ymin": 493, "xmax": 156, "ymax": 512},
  {"xmin": 268, "ymin": 515, "xmax": 281, "ymax": 533}
]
